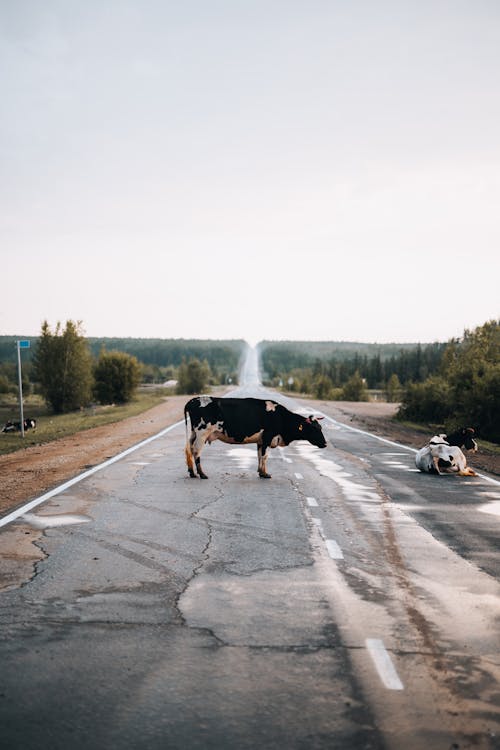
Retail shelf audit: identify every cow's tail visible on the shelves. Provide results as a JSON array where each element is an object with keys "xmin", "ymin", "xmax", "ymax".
[{"xmin": 184, "ymin": 403, "xmax": 195, "ymax": 475}]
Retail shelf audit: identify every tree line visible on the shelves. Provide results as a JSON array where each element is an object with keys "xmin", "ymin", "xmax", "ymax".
[
  {"xmin": 398, "ymin": 319, "xmax": 500, "ymax": 442},
  {"xmin": 259, "ymin": 340, "xmax": 447, "ymax": 393},
  {"xmin": 260, "ymin": 320, "xmax": 500, "ymax": 443},
  {"xmin": 0, "ymin": 324, "xmax": 247, "ymax": 414}
]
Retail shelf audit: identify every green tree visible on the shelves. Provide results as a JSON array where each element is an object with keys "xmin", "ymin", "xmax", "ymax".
[
  {"xmin": 442, "ymin": 320, "xmax": 500, "ymax": 440},
  {"xmin": 94, "ymin": 350, "xmax": 142, "ymax": 404},
  {"xmin": 397, "ymin": 376, "xmax": 452, "ymax": 424},
  {"xmin": 176, "ymin": 358, "xmax": 210, "ymax": 394},
  {"xmin": 341, "ymin": 370, "xmax": 369, "ymax": 401},
  {"xmin": 312, "ymin": 374, "xmax": 333, "ymax": 400},
  {"xmin": 33, "ymin": 320, "xmax": 94, "ymax": 413},
  {"xmin": 0, "ymin": 374, "xmax": 11, "ymax": 394},
  {"xmin": 385, "ymin": 373, "xmax": 402, "ymax": 403}
]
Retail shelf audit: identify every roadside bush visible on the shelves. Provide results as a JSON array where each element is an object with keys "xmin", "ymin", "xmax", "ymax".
[
  {"xmin": 385, "ymin": 373, "xmax": 402, "ymax": 403},
  {"xmin": 94, "ymin": 350, "xmax": 142, "ymax": 404},
  {"xmin": 451, "ymin": 363, "xmax": 500, "ymax": 443},
  {"xmin": 341, "ymin": 371, "xmax": 369, "ymax": 401},
  {"xmin": 397, "ymin": 376, "xmax": 452, "ymax": 424},
  {"xmin": 176, "ymin": 358, "xmax": 210, "ymax": 395},
  {"xmin": 0, "ymin": 375, "xmax": 13, "ymax": 394},
  {"xmin": 312, "ymin": 375, "xmax": 334, "ymax": 400}
]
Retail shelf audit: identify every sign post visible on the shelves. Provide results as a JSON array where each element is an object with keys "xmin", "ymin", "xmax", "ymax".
[{"xmin": 16, "ymin": 340, "xmax": 30, "ymax": 438}]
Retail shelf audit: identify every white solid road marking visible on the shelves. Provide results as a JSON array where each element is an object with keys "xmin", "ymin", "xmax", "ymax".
[
  {"xmin": 366, "ymin": 638, "xmax": 404, "ymax": 690},
  {"xmin": 306, "ymin": 496, "xmax": 319, "ymax": 507},
  {"xmin": 21, "ymin": 512, "xmax": 90, "ymax": 529},
  {"xmin": 0, "ymin": 420, "xmax": 185, "ymax": 529}
]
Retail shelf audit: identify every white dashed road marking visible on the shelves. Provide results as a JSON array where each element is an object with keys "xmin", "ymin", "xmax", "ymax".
[
  {"xmin": 294, "ymin": 472, "xmax": 303, "ymax": 479},
  {"xmin": 325, "ymin": 539, "xmax": 344, "ymax": 560},
  {"xmin": 306, "ymin": 496, "xmax": 319, "ymax": 507},
  {"xmin": 366, "ymin": 639, "xmax": 404, "ymax": 690},
  {"xmin": 312, "ymin": 516, "xmax": 344, "ymax": 560},
  {"xmin": 0, "ymin": 420, "xmax": 184, "ymax": 529}
]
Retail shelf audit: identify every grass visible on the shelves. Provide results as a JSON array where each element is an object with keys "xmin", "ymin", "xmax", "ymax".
[{"xmin": 0, "ymin": 389, "xmax": 170, "ymax": 457}]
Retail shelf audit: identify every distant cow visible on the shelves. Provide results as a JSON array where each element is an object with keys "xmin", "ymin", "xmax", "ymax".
[
  {"xmin": 184, "ymin": 396, "xmax": 327, "ymax": 479},
  {"xmin": 415, "ymin": 427, "xmax": 478, "ymax": 476},
  {"xmin": 1, "ymin": 418, "xmax": 37, "ymax": 433}
]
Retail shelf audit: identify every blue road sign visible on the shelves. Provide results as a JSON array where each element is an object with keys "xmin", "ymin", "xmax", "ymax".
[{"xmin": 18, "ymin": 340, "xmax": 30, "ymax": 348}]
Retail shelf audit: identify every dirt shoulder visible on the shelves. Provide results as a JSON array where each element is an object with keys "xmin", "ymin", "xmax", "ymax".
[
  {"xmin": 0, "ymin": 395, "xmax": 188, "ymax": 518},
  {"xmin": 1, "ymin": 396, "xmax": 498, "ymax": 519}
]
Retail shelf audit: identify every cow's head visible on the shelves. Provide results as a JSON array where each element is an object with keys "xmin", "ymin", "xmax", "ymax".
[
  {"xmin": 461, "ymin": 427, "xmax": 478, "ymax": 452},
  {"xmin": 298, "ymin": 415, "xmax": 327, "ymax": 448}
]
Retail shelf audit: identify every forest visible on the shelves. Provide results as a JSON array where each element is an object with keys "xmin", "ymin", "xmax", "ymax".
[
  {"xmin": 259, "ymin": 340, "xmax": 446, "ymax": 389},
  {"xmin": 259, "ymin": 320, "xmax": 500, "ymax": 443},
  {"xmin": 1, "ymin": 320, "xmax": 498, "ymax": 442},
  {"xmin": 0, "ymin": 336, "xmax": 246, "ymax": 386}
]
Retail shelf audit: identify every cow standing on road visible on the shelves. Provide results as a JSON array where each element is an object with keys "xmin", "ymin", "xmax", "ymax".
[{"xmin": 184, "ymin": 396, "xmax": 327, "ymax": 479}]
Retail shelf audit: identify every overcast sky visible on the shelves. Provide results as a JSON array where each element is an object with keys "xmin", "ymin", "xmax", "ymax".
[{"xmin": 1, "ymin": 0, "xmax": 499, "ymax": 345}]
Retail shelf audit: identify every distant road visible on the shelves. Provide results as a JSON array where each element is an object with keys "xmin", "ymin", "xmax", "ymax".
[{"xmin": 1, "ymin": 347, "xmax": 500, "ymax": 749}]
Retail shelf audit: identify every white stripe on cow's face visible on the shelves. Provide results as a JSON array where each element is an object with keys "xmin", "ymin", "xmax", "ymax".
[{"xmin": 265, "ymin": 400, "xmax": 277, "ymax": 412}]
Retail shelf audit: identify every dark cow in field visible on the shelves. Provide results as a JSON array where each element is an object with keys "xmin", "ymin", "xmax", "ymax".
[
  {"xmin": 184, "ymin": 396, "xmax": 327, "ymax": 479},
  {"xmin": 1, "ymin": 418, "xmax": 37, "ymax": 433},
  {"xmin": 415, "ymin": 427, "xmax": 478, "ymax": 476}
]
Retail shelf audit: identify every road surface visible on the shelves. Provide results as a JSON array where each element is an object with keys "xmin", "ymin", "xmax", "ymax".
[{"xmin": 1, "ymin": 348, "xmax": 500, "ymax": 749}]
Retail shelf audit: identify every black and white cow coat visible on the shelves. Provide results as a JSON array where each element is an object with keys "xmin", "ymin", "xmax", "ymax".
[
  {"xmin": 184, "ymin": 396, "xmax": 327, "ymax": 478},
  {"xmin": 415, "ymin": 427, "xmax": 478, "ymax": 476},
  {"xmin": 1, "ymin": 418, "xmax": 36, "ymax": 433}
]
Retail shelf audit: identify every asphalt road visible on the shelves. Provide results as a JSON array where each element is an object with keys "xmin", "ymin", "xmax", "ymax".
[{"xmin": 1, "ymin": 354, "xmax": 500, "ymax": 749}]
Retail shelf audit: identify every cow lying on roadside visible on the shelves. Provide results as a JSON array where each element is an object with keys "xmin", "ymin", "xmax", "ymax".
[
  {"xmin": 415, "ymin": 427, "xmax": 478, "ymax": 476},
  {"xmin": 184, "ymin": 396, "xmax": 327, "ymax": 478},
  {"xmin": 1, "ymin": 418, "xmax": 37, "ymax": 433}
]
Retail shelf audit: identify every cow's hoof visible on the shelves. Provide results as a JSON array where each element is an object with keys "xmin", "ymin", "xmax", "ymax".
[
  {"xmin": 188, "ymin": 470, "xmax": 196, "ymax": 478},
  {"xmin": 259, "ymin": 472, "xmax": 272, "ymax": 479},
  {"xmin": 198, "ymin": 473, "xmax": 208, "ymax": 479}
]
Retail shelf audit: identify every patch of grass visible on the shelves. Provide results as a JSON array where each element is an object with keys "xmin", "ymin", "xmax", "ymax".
[
  {"xmin": 0, "ymin": 389, "xmax": 168, "ymax": 457},
  {"xmin": 391, "ymin": 418, "xmax": 438, "ymax": 435},
  {"xmin": 394, "ymin": 416, "xmax": 500, "ymax": 452},
  {"xmin": 475, "ymin": 438, "xmax": 500, "ymax": 456}
]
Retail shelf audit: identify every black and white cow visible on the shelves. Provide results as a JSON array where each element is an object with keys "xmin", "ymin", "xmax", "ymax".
[
  {"xmin": 1, "ymin": 418, "xmax": 37, "ymax": 433},
  {"xmin": 184, "ymin": 396, "xmax": 327, "ymax": 479},
  {"xmin": 415, "ymin": 427, "xmax": 478, "ymax": 476}
]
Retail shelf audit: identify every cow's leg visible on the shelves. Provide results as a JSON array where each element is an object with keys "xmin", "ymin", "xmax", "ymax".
[
  {"xmin": 431, "ymin": 455, "xmax": 442, "ymax": 475},
  {"xmin": 190, "ymin": 428, "xmax": 210, "ymax": 479},
  {"xmin": 195, "ymin": 456, "xmax": 208, "ymax": 479},
  {"xmin": 185, "ymin": 437, "xmax": 196, "ymax": 478},
  {"xmin": 185, "ymin": 428, "xmax": 209, "ymax": 478},
  {"xmin": 257, "ymin": 441, "xmax": 272, "ymax": 479}
]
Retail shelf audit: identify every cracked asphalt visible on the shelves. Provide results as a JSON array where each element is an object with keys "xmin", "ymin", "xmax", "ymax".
[{"xmin": 1, "ymin": 378, "xmax": 500, "ymax": 748}]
